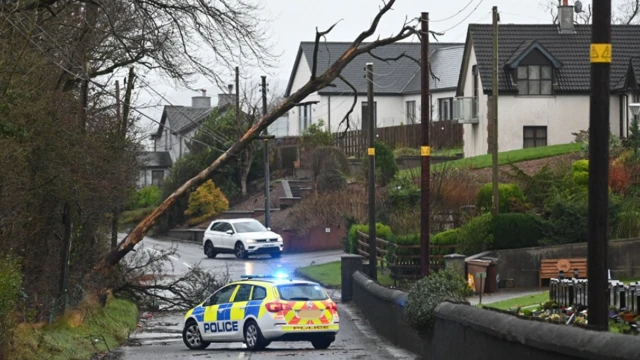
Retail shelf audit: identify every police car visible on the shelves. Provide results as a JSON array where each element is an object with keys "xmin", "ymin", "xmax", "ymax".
[{"xmin": 182, "ymin": 274, "xmax": 339, "ymax": 351}]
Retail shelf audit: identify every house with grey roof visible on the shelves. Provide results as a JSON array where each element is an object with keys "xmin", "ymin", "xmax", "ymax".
[
  {"xmin": 151, "ymin": 89, "xmax": 235, "ymax": 163},
  {"xmin": 137, "ymin": 151, "xmax": 173, "ymax": 188},
  {"xmin": 284, "ymin": 41, "xmax": 464, "ymax": 135},
  {"xmin": 456, "ymin": 3, "xmax": 640, "ymax": 158}
]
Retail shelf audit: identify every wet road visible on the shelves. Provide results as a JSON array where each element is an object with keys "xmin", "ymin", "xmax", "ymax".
[{"xmin": 112, "ymin": 235, "xmax": 419, "ymax": 360}]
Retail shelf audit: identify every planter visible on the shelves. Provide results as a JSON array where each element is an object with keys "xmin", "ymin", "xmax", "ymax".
[{"xmin": 293, "ymin": 160, "xmax": 301, "ymax": 169}]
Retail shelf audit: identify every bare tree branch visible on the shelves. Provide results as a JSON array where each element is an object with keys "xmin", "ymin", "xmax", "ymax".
[
  {"xmin": 336, "ymin": 74, "xmax": 357, "ymax": 134},
  {"xmin": 311, "ymin": 19, "xmax": 342, "ymax": 81},
  {"xmin": 626, "ymin": 0, "xmax": 640, "ymax": 24},
  {"xmin": 367, "ymin": 50, "xmax": 441, "ymax": 83}
]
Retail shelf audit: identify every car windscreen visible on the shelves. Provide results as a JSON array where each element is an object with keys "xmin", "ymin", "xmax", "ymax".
[
  {"xmin": 277, "ymin": 284, "xmax": 328, "ymax": 301},
  {"xmin": 233, "ymin": 221, "xmax": 267, "ymax": 233}
]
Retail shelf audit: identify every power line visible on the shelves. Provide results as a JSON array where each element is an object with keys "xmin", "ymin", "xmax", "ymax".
[
  {"xmin": 438, "ymin": 0, "xmax": 486, "ymax": 33},
  {"xmin": 4, "ymin": 15, "xmax": 235, "ymax": 157},
  {"xmin": 431, "ymin": 0, "xmax": 476, "ymax": 22}
]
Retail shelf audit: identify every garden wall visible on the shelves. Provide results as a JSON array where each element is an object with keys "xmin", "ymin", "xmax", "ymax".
[
  {"xmin": 350, "ymin": 270, "xmax": 640, "ymax": 360},
  {"xmin": 485, "ymin": 238, "xmax": 640, "ymax": 288},
  {"xmin": 279, "ymin": 225, "xmax": 345, "ymax": 253}
]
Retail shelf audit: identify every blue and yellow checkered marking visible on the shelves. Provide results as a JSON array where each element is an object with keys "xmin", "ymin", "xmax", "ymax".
[{"xmin": 192, "ymin": 306, "xmax": 205, "ymax": 322}]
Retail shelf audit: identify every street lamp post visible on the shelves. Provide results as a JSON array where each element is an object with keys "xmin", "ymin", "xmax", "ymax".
[{"xmin": 629, "ymin": 103, "xmax": 640, "ymax": 162}]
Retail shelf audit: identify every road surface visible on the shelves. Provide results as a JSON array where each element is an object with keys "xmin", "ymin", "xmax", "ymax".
[{"xmin": 112, "ymin": 235, "xmax": 418, "ymax": 359}]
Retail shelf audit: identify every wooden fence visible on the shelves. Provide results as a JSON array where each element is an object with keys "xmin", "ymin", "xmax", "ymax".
[
  {"xmin": 334, "ymin": 121, "xmax": 463, "ymax": 158},
  {"xmin": 356, "ymin": 231, "xmax": 458, "ymax": 282}
]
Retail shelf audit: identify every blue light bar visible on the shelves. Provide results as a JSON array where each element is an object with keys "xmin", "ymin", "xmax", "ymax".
[{"xmin": 240, "ymin": 273, "xmax": 290, "ymax": 280}]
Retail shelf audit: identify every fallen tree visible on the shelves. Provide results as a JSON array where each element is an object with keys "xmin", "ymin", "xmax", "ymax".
[{"xmin": 98, "ymin": 0, "xmax": 440, "ymax": 272}]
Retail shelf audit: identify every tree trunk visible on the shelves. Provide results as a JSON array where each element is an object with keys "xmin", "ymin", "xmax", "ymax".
[
  {"xmin": 240, "ymin": 151, "xmax": 253, "ymax": 196},
  {"xmin": 111, "ymin": 211, "xmax": 119, "ymax": 249}
]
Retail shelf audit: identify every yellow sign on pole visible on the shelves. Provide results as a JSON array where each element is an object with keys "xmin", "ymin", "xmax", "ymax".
[
  {"xmin": 590, "ymin": 44, "xmax": 612, "ymax": 63},
  {"xmin": 367, "ymin": 148, "xmax": 375, "ymax": 156},
  {"xmin": 421, "ymin": 146, "xmax": 431, "ymax": 157}
]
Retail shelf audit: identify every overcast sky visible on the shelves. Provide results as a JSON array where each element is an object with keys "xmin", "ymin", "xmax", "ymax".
[{"xmin": 134, "ymin": 0, "xmax": 582, "ymax": 142}]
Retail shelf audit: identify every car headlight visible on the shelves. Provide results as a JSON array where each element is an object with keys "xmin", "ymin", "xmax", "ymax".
[
  {"xmin": 277, "ymin": 237, "xmax": 283, "ymax": 242},
  {"xmin": 245, "ymin": 238, "xmax": 256, "ymax": 244}
]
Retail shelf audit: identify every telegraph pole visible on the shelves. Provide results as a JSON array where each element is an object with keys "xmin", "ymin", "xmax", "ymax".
[
  {"xmin": 261, "ymin": 75, "xmax": 272, "ymax": 228},
  {"xmin": 491, "ymin": 6, "xmax": 500, "ymax": 217},
  {"xmin": 366, "ymin": 63, "xmax": 377, "ymax": 281},
  {"xmin": 420, "ymin": 12, "xmax": 431, "ymax": 277},
  {"xmin": 588, "ymin": 0, "xmax": 612, "ymax": 331}
]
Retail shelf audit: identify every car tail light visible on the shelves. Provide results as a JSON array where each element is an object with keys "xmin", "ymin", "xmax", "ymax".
[
  {"xmin": 326, "ymin": 302, "xmax": 338, "ymax": 311},
  {"xmin": 265, "ymin": 302, "xmax": 292, "ymax": 313}
]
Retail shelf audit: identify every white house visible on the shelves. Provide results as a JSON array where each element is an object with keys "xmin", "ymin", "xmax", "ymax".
[
  {"xmin": 455, "ymin": 3, "xmax": 640, "ymax": 158},
  {"xmin": 137, "ymin": 151, "xmax": 172, "ymax": 188},
  {"xmin": 284, "ymin": 41, "xmax": 465, "ymax": 135}
]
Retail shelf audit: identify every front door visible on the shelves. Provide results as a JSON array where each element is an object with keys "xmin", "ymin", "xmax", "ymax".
[{"xmin": 201, "ymin": 285, "xmax": 238, "ymax": 341}]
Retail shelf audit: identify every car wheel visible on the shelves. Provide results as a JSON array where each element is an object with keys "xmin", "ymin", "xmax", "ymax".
[
  {"xmin": 182, "ymin": 320, "xmax": 210, "ymax": 350},
  {"xmin": 270, "ymin": 251, "xmax": 281, "ymax": 259},
  {"xmin": 311, "ymin": 337, "xmax": 333, "ymax": 350},
  {"xmin": 235, "ymin": 242, "xmax": 248, "ymax": 259},
  {"xmin": 243, "ymin": 320, "xmax": 267, "ymax": 351},
  {"xmin": 204, "ymin": 241, "xmax": 217, "ymax": 259}
]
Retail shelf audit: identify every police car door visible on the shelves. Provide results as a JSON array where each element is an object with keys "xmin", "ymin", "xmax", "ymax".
[
  {"xmin": 229, "ymin": 284, "xmax": 252, "ymax": 341},
  {"xmin": 201, "ymin": 285, "xmax": 238, "ymax": 341}
]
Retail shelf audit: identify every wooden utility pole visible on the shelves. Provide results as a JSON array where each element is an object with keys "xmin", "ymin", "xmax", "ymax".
[
  {"xmin": 420, "ymin": 12, "xmax": 431, "ymax": 277},
  {"xmin": 366, "ymin": 62, "xmax": 377, "ymax": 281},
  {"xmin": 491, "ymin": 6, "xmax": 500, "ymax": 217},
  {"xmin": 588, "ymin": 0, "xmax": 612, "ymax": 331},
  {"xmin": 261, "ymin": 75, "xmax": 271, "ymax": 228},
  {"xmin": 111, "ymin": 80, "xmax": 121, "ymax": 250}
]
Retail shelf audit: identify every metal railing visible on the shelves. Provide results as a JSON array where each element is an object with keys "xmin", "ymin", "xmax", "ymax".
[{"xmin": 550, "ymin": 278, "xmax": 640, "ymax": 312}]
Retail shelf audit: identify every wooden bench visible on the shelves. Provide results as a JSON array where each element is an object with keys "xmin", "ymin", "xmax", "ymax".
[{"xmin": 539, "ymin": 258, "xmax": 588, "ymax": 288}]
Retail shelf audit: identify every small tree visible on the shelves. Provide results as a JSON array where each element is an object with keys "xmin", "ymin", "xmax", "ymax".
[
  {"xmin": 301, "ymin": 119, "xmax": 333, "ymax": 150},
  {"xmin": 317, "ymin": 154, "xmax": 347, "ymax": 193},
  {"xmin": 359, "ymin": 141, "xmax": 398, "ymax": 186},
  {"xmin": 184, "ymin": 180, "xmax": 229, "ymax": 225}
]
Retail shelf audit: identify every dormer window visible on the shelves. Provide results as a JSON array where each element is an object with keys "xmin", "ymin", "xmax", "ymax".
[{"xmin": 517, "ymin": 65, "xmax": 553, "ymax": 95}]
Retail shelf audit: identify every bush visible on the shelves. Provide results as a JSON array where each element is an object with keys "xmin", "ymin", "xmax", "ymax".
[
  {"xmin": 393, "ymin": 147, "xmax": 420, "ymax": 158},
  {"xmin": 572, "ymin": 159, "xmax": 589, "ymax": 173},
  {"xmin": 127, "ymin": 185, "xmax": 161, "ymax": 210},
  {"xmin": 120, "ymin": 207, "xmax": 155, "ymax": 226},
  {"xmin": 184, "ymin": 180, "xmax": 229, "ymax": 226},
  {"xmin": 348, "ymin": 223, "xmax": 393, "ymax": 254},
  {"xmin": 360, "ymin": 141, "xmax": 399, "ymax": 186},
  {"xmin": 543, "ymin": 191, "xmax": 589, "ymax": 244},
  {"xmin": 477, "ymin": 183, "xmax": 525, "ymax": 213},
  {"xmin": 575, "ymin": 130, "xmax": 623, "ymax": 158},
  {"xmin": 301, "ymin": 119, "xmax": 333, "ymax": 149},
  {"xmin": 491, "ymin": 213, "xmax": 547, "ymax": 250},
  {"xmin": 0, "ymin": 256, "xmax": 22, "ymax": 354},
  {"xmin": 388, "ymin": 175, "xmax": 420, "ymax": 210},
  {"xmin": 458, "ymin": 213, "xmax": 493, "ymax": 255},
  {"xmin": 609, "ymin": 164, "xmax": 632, "ymax": 195},
  {"xmin": 405, "ymin": 269, "xmax": 473, "ymax": 331},
  {"xmin": 572, "ymin": 171, "xmax": 589, "ymax": 186},
  {"xmin": 316, "ymin": 153, "xmax": 347, "ymax": 193},
  {"xmin": 431, "ymin": 229, "xmax": 462, "ymax": 256}
]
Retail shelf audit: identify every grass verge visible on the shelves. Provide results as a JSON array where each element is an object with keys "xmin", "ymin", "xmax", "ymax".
[
  {"xmin": 12, "ymin": 296, "xmax": 138, "ymax": 360},
  {"xmin": 296, "ymin": 261, "xmax": 394, "ymax": 288},
  {"xmin": 483, "ymin": 291, "xmax": 549, "ymax": 310},
  {"xmin": 400, "ymin": 143, "xmax": 581, "ymax": 177}
]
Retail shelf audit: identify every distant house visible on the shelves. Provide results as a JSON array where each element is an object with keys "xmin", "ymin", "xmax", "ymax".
[
  {"xmin": 284, "ymin": 41, "xmax": 465, "ymax": 136},
  {"xmin": 456, "ymin": 3, "xmax": 640, "ymax": 158},
  {"xmin": 151, "ymin": 89, "xmax": 236, "ymax": 163},
  {"xmin": 137, "ymin": 151, "xmax": 172, "ymax": 188},
  {"xmin": 267, "ymin": 96, "xmax": 291, "ymax": 138}
]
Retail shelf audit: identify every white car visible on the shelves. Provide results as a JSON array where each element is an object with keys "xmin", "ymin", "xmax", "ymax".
[{"xmin": 203, "ymin": 218, "xmax": 283, "ymax": 259}]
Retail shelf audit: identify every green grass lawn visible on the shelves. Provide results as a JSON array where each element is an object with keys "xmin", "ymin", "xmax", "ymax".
[
  {"xmin": 400, "ymin": 143, "xmax": 581, "ymax": 177},
  {"xmin": 296, "ymin": 261, "xmax": 394, "ymax": 288},
  {"xmin": 483, "ymin": 291, "xmax": 550, "ymax": 310},
  {"xmin": 13, "ymin": 297, "xmax": 138, "ymax": 360}
]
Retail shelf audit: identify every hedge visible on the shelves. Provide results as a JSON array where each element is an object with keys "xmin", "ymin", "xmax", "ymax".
[
  {"xmin": 491, "ymin": 213, "xmax": 547, "ymax": 250},
  {"xmin": 477, "ymin": 183, "xmax": 526, "ymax": 213},
  {"xmin": 347, "ymin": 223, "xmax": 393, "ymax": 254}
]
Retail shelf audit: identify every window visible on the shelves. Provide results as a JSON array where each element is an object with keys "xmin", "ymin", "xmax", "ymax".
[
  {"xmin": 362, "ymin": 101, "xmax": 377, "ymax": 125},
  {"xmin": 206, "ymin": 285, "xmax": 237, "ymax": 306},
  {"xmin": 517, "ymin": 65, "xmax": 552, "ymax": 95},
  {"xmin": 472, "ymin": 65, "xmax": 479, "ymax": 118},
  {"xmin": 298, "ymin": 104, "xmax": 312, "ymax": 132},
  {"xmin": 218, "ymin": 222, "xmax": 232, "ymax": 233},
  {"xmin": 406, "ymin": 101, "xmax": 416, "ymax": 123},
  {"xmin": 523, "ymin": 126, "xmax": 548, "ymax": 148},
  {"xmin": 438, "ymin": 98, "xmax": 453, "ymax": 121},
  {"xmin": 251, "ymin": 286, "xmax": 267, "ymax": 301},
  {"xmin": 233, "ymin": 285, "xmax": 252, "ymax": 302},
  {"xmin": 277, "ymin": 284, "xmax": 328, "ymax": 301},
  {"xmin": 151, "ymin": 170, "xmax": 164, "ymax": 187},
  {"xmin": 233, "ymin": 220, "xmax": 267, "ymax": 233},
  {"xmin": 208, "ymin": 222, "xmax": 222, "ymax": 231}
]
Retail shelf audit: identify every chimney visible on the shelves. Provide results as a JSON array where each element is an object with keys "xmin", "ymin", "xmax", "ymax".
[
  {"xmin": 558, "ymin": 0, "xmax": 575, "ymax": 34},
  {"xmin": 217, "ymin": 84, "xmax": 235, "ymax": 108},
  {"xmin": 191, "ymin": 89, "xmax": 212, "ymax": 108}
]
